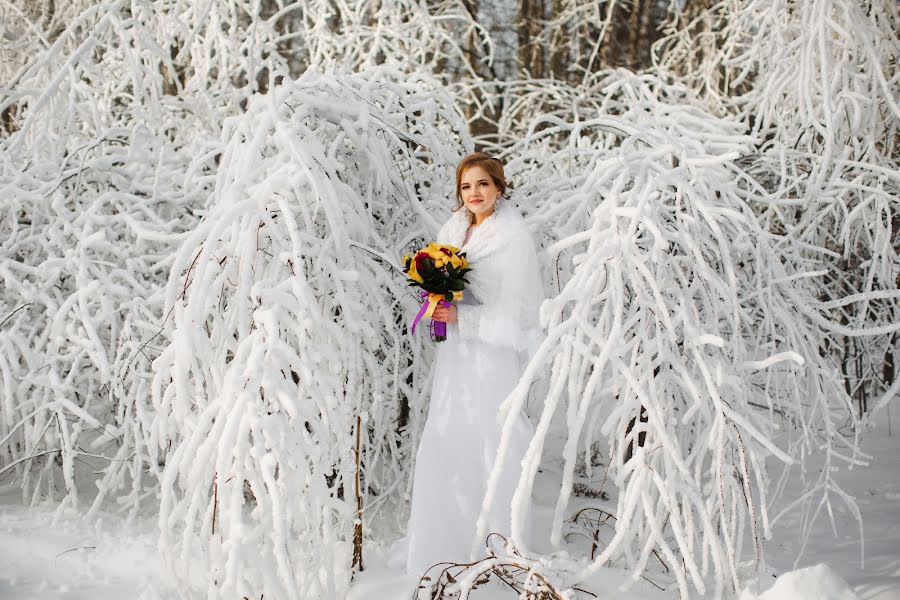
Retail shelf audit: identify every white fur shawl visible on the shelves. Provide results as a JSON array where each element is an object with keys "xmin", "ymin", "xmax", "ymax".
[{"xmin": 436, "ymin": 199, "xmax": 545, "ymax": 357}]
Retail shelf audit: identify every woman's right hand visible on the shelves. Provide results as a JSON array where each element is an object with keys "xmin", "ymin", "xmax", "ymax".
[{"xmin": 431, "ymin": 304, "xmax": 458, "ymax": 324}]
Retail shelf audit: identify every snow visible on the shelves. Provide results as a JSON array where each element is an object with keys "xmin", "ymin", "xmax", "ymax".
[
  {"xmin": 1, "ymin": 1, "xmax": 897, "ymax": 598},
  {"xmin": 1, "ymin": 417, "xmax": 897, "ymax": 599},
  {"xmin": 740, "ymin": 565, "xmax": 861, "ymax": 600},
  {"xmin": 0, "ymin": 489, "xmax": 177, "ymax": 600},
  {"xmin": 764, "ymin": 418, "xmax": 900, "ymax": 600}
]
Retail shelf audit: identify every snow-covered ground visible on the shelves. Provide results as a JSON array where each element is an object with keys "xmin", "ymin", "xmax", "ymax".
[
  {"xmin": 763, "ymin": 415, "xmax": 900, "ymax": 600},
  {"xmin": 0, "ymin": 494, "xmax": 176, "ymax": 600},
  {"xmin": 1, "ymin": 417, "xmax": 897, "ymax": 600}
]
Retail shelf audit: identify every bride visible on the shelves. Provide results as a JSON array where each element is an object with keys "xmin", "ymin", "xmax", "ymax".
[{"xmin": 400, "ymin": 153, "xmax": 545, "ymax": 576}]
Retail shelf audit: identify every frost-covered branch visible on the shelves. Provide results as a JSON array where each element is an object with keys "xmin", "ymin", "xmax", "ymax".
[
  {"xmin": 655, "ymin": 0, "xmax": 900, "ymax": 416},
  {"xmin": 481, "ymin": 71, "xmax": 864, "ymax": 598},
  {"xmin": 149, "ymin": 68, "xmax": 469, "ymax": 599}
]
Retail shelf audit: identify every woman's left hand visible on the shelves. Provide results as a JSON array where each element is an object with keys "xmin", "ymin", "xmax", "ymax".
[{"xmin": 431, "ymin": 304, "xmax": 458, "ymax": 323}]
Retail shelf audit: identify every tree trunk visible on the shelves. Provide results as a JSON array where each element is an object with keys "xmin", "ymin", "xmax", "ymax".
[
  {"xmin": 600, "ymin": 1, "xmax": 620, "ymax": 68},
  {"xmin": 518, "ymin": 0, "xmax": 545, "ymax": 78},
  {"xmin": 550, "ymin": 0, "xmax": 568, "ymax": 80}
]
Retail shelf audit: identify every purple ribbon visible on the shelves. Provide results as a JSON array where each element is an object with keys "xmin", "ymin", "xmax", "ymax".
[
  {"xmin": 430, "ymin": 307, "xmax": 449, "ymax": 340},
  {"xmin": 410, "ymin": 291, "xmax": 451, "ymax": 340}
]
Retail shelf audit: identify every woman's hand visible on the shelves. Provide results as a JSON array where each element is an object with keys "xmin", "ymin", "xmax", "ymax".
[{"xmin": 431, "ymin": 304, "xmax": 458, "ymax": 324}]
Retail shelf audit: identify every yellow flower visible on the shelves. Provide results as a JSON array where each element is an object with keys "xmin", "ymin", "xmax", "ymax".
[
  {"xmin": 424, "ymin": 243, "xmax": 461, "ymax": 260},
  {"xmin": 406, "ymin": 256, "xmax": 424, "ymax": 283},
  {"xmin": 403, "ymin": 242, "xmax": 467, "ymax": 284}
]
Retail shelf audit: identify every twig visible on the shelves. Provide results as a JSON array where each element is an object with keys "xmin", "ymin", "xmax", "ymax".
[
  {"xmin": 0, "ymin": 449, "xmax": 62, "ymax": 478},
  {"xmin": 0, "ymin": 407, "xmax": 42, "ymax": 449},
  {"xmin": 419, "ymin": 535, "xmax": 575, "ymax": 599},
  {"xmin": 0, "ymin": 303, "xmax": 32, "ymax": 329},
  {"xmin": 352, "ymin": 414, "xmax": 364, "ymax": 572},
  {"xmin": 212, "ymin": 473, "xmax": 219, "ymax": 536},
  {"xmin": 56, "ymin": 545, "xmax": 96, "ymax": 559},
  {"xmin": 126, "ymin": 248, "xmax": 203, "ymax": 370}
]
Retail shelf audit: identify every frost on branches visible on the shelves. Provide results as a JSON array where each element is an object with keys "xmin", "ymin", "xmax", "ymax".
[
  {"xmin": 0, "ymin": 1, "xmax": 225, "ymax": 511},
  {"xmin": 149, "ymin": 69, "xmax": 469, "ymax": 599},
  {"xmin": 1, "ymin": 0, "xmax": 330, "ymax": 516},
  {"xmin": 657, "ymin": 0, "xmax": 900, "ymax": 417},
  {"xmin": 484, "ymin": 71, "xmax": 866, "ymax": 598}
]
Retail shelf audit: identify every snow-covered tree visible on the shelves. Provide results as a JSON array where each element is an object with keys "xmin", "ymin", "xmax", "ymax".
[
  {"xmin": 475, "ymin": 70, "xmax": 865, "ymax": 598},
  {"xmin": 656, "ymin": 0, "xmax": 900, "ymax": 416},
  {"xmin": 2, "ymin": 1, "xmax": 897, "ymax": 599},
  {"xmin": 0, "ymin": 0, "xmax": 476, "ymax": 512},
  {"xmin": 0, "ymin": 0, "xmax": 298, "ymax": 510},
  {"xmin": 148, "ymin": 68, "xmax": 469, "ymax": 599}
]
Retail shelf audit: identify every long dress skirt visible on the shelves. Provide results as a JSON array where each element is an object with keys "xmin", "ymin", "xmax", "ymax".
[{"xmin": 403, "ymin": 319, "xmax": 535, "ymax": 577}]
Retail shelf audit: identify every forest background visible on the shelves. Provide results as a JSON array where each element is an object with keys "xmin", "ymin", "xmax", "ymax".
[{"xmin": 1, "ymin": 1, "xmax": 898, "ymax": 599}]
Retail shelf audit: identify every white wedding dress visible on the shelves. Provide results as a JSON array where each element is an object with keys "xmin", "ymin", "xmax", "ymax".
[{"xmin": 399, "ymin": 199, "xmax": 545, "ymax": 577}]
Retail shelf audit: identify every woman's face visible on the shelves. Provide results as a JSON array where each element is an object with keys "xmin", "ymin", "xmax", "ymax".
[{"xmin": 460, "ymin": 165, "xmax": 501, "ymax": 222}]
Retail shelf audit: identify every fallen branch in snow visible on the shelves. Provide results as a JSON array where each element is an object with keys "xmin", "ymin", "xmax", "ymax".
[
  {"xmin": 418, "ymin": 534, "xmax": 585, "ymax": 600},
  {"xmin": 565, "ymin": 507, "xmax": 669, "ymax": 583}
]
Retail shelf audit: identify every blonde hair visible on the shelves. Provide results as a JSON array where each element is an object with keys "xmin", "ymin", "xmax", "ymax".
[{"xmin": 453, "ymin": 152, "xmax": 506, "ymax": 223}]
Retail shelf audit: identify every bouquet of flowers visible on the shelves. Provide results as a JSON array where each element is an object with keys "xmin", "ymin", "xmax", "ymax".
[{"xmin": 402, "ymin": 243, "xmax": 472, "ymax": 342}]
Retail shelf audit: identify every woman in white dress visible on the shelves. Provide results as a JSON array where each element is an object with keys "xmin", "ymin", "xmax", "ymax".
[{"xmin": 402, "ymin": 153, "xmax": 545, "ymax": 577}]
